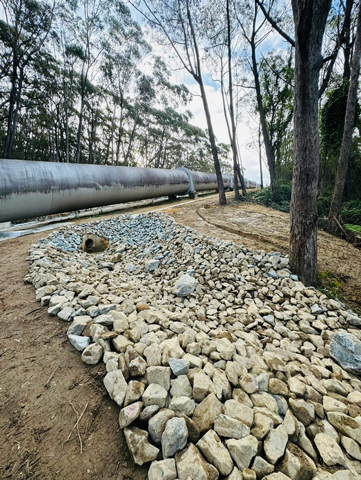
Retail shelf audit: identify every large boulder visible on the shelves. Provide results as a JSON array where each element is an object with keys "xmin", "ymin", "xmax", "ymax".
[
  {"xmin": 173, "ymin": 274, "xmax": 197, "ymax": 297},
  {"xmin": 329, "ymin": 331, "xmax": 361, "ymax": 375}
]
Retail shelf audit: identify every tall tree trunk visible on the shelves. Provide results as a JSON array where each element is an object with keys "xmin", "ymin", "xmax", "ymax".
[
  {"xmin": 328, "ymin": 1, "xmax": 361, "ymax": 235},
  {"xmin": 290, "ymin": 0, "xmax": 331, "ymax": 286},
  {"xmin": 250, "ymin": 37, "xmax": 277, "ymax": 199},
  {"xmin": 226, "ymin": 0, "xmax": 246, "ymax": 198},
  {"xmin": 198, "ymin": 80, "xmax": 227, "ymax": 205},
  {"xmin": 258, "ymin": 124, "xmax": 264, "ymax": 189},
  {"xmin": 185, "ymin": 0, "xmax": 226, "ymax": 205}
]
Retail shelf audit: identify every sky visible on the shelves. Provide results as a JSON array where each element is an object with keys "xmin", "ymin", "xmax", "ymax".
[{"xmin": 135, "ymin": 3, "xmax": 292, "ymax": 187}]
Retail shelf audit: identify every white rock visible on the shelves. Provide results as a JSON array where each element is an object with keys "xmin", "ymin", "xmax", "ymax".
[
  {"xmin": 148, "ymin": 459, "xmax": 177, "ymax": 480},
  {"xmin": 81, "ymin": 343, "xmax": 103, "ymax": 365},
  {"xmin": 169, "ymin": 396, "xmax": 195, "ymax": 416},
  {"xmin": 68, "ymin": 334, "xmax": 90, "ymax": 351},
  {"xmin": 146, "ymin": 366, "xmax": 171, "ymax": 391},
  {"xmin": 103, "ymin": 370, "xmax": 128, "ymax": 407},
  {"xmin": 214, "ymin": 414, "xmax": 250, "ymax": 439},
  {"xmin": 314, "ymin": 433, "xmax": 345, "ymax": 466},
  {"xmin": 197, "ymin": 429, "xmax": 234, "ymax": 476},
  {"xmin": 225, "ymin": 434, "xmax": 258, "ymax": 470},
  {"xmin": 264, "ymin": 425, "xmax": 288, "ymax": 464},
  {"xmin": 175, "ymin": 443, "xmax": 219, "ymax": 480},
  {"xmin": 142, "ymin": 383, "xmax": 168, "ymax": 408}
]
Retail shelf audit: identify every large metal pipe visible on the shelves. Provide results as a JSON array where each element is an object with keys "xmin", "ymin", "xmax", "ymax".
[{"xmin": 0, "ymin": 159, "xmax": 230, "ymax": 223}]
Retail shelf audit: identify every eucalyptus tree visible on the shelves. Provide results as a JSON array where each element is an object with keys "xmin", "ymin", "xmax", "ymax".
[
  {"xmin": 259, "ymin": 50, "xmax": 294, "ymax": 183},
  {"xmin": 235, "ymin": 0, "xmax": 282, "ymax": 199},
  {"xmin": 328, "ymin": 0, "xmax": 361, "ymax": 235},
  {"xmin": 129, "ymin": 0, "xmax": 228, "ymax": 205},
  {"xmin": 0, "ymin": 0, "xmax": 56, "ymax": 158},
  {"xmin": 204, "ymin": 0, "xmax": 247, "ymax": 198},
  {"xmin": 289, "ymin": 0, "xmax": 332, "ymax": 286}
]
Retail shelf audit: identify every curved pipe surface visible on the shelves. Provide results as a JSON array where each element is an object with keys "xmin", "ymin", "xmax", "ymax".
[{"xmin": 0, "ymin": 159, "xmax": 230, "ymax": 222}]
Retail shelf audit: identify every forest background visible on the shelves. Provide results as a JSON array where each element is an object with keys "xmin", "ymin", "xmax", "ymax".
[{"xmin": 1, "ymin": 0, "xmax": 361, "ymax": 284}]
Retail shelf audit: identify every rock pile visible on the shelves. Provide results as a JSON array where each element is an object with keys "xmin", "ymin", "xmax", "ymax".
[{"xmin": 25, "ymin": 213, "xmax": 361, "ymax": 480}]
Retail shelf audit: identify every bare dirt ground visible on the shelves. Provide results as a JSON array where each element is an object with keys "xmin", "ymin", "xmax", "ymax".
[{"xmin": 1, "ymin": 193, "xmax": 360, "ymax": 480}]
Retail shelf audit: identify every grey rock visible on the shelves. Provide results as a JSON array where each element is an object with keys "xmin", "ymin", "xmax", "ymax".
[
  {"xmin": 162, "ymin": 417, "xmax": 188, "ymax": 458},
  {"xmin": 148, "ymin": 409, "xmax": 175, "ymax": 444},
  {"xmin": 264, "ymin": 425, "xmax": 288, "ymax": 464},
  {"xmin": 68, "ymin": 334, "xmax": 90, "ymax": 351},
  {"xmin": 173, "ymin": 274, "xmax": 197, "ymax": 297},
  {"xmin": 168, "ymin": 358, "xmax": 189, "ymax": 376},
  {"xmin": 329, "ymin": 331, "xmax": 361, "ymax": 375}
]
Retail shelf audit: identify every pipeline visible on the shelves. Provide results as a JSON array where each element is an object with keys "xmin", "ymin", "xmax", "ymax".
[{"xmin": 0, "ymin": 159, "xmax": 232, "ymax": 223}]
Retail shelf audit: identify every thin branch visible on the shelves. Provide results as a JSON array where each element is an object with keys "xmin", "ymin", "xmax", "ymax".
[{"xmin": 255, "ymin": 0, "xmax": 295, "ymax": 46}]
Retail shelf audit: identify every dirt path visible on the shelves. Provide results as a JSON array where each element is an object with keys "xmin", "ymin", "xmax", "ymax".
[{"xmin": 0, "ymin": 195, "xmax": 360, "ymax": 480}]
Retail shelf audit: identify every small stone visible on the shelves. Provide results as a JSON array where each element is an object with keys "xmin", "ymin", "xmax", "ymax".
[
  {"xmin": 214, "ymin": 414, "xmax": 250, "ymax": 439},
  {"xmin": 169, "ymin": 396, "xmax": 195, "ymax": 416},
  {"xmin": 113, "ymin": 335, "xmax": 132, "ymax": 353},
  {"xmin": 68, "ymin": 334, "xmax": 90, "ymax": 351},
  {"xmin": 119, "ymin": 401, "xmax": 143, "ymax": 429},
  {"xmin": 289, "ymin": 398, "xmax": 315, "ymax": 426},
  {"xmin": 264, "ymin": 425, "xmax": 288, "ymax": 464},
  {"xmin": 279, "ymin": 443, "xmax": 316, "ymax": 480},
  {"xmin": 181, "ymin": 414, "xmax": 200, "ymax": 443},
  {"xmin": 251, "ymin": 456, "xmax": 275, "ymax": 478},
  {"xmin": 224, "ymin": 399, "xmax": 254, "ymax": 427},
  {"xmin": 314, "ymin": 433, "xmax": 345, "ymax": 466},
  {"xmin": 193, "ymin": 371, "xmax": 214, "ymax": 402},
  {"xmin": 148, "ymin": 459, "xmax": 177, "ymax": 480},
  {"xmin": 168, "ymin": 358, "xmax": 189, "ymax": 376},
  {"xmin": 341, "ymin": 435, "xmax": 361, "ymax": 460},
  {"xmin": 240, "ymin": 374, "xmax": 259, "ymax": 394},
  {"xmin": 103, "ymin": 369, "xmax": 128, "ymax": 407},
  {"xmin": 323, "ymin": 395, "xmax": 348, "ymax": 414},
  {"xmin": 145, "ymin": 259, "xmax": 159, "ymax": 272},
  {"xmin": 251, "ymin": 413, "xmax": 273, "ymax": 440},
  {"xmin": 139, "ymin": 405, "xmax": 159, "ymax": 421},
  {"xmin": 148, "ymin": 409, "xmax": 175, "ymax": 444},
  {"xmin": 146, "ymin": 366, "xmax": 171, "ymax": 391},
  {"xmin": 225, "ymin": 434, "xmax": 258, "ymax": 470},
  {"xmin": 124, "ymin": 426, "xmax": 159, "ymax": 465},
  {"xmin": 327, "ymin": 411, "xmax": 361, "ymax": 444},
  {"xmin": 170, "ymin": 375, "xmax": 193, "ymax": 398},
  {"xmin": 175, "ymin": 443, "xmax": 219, "ymax": 480},
  {"xmin": 124, "ymin": 380, "xmax": 145, "ymax": 407},
  {"xmin": 192, "ymin": 393, "xmax": 224, "ymax": 434},
  {"xmin": 225, "ymin": 467, "xmax": 243, "ymax": 480},
  {"xmin": 197, "ymin": 429, "xmax": 234, "ymax": 476},
  {"xmin": 81, "ymin": 343, "xmax": 103, "ymax": 365},
  {"xmin": 58, "ymin": 306, "xmax": 75, "ymax": 321},
  {"xmin": 142, "ymin": 383, "xmax": 168, "ymax": 408},
  {"xmin": 243, "ymin": 469, "xmax": 257, "ymax": 480},
  {"xmin": 144, "ymin": 343, "xmax": 162, "ymax": 366},
  {"xmin": 162, "ymin": 417, "xmax": 188, "ymax": 458}
]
